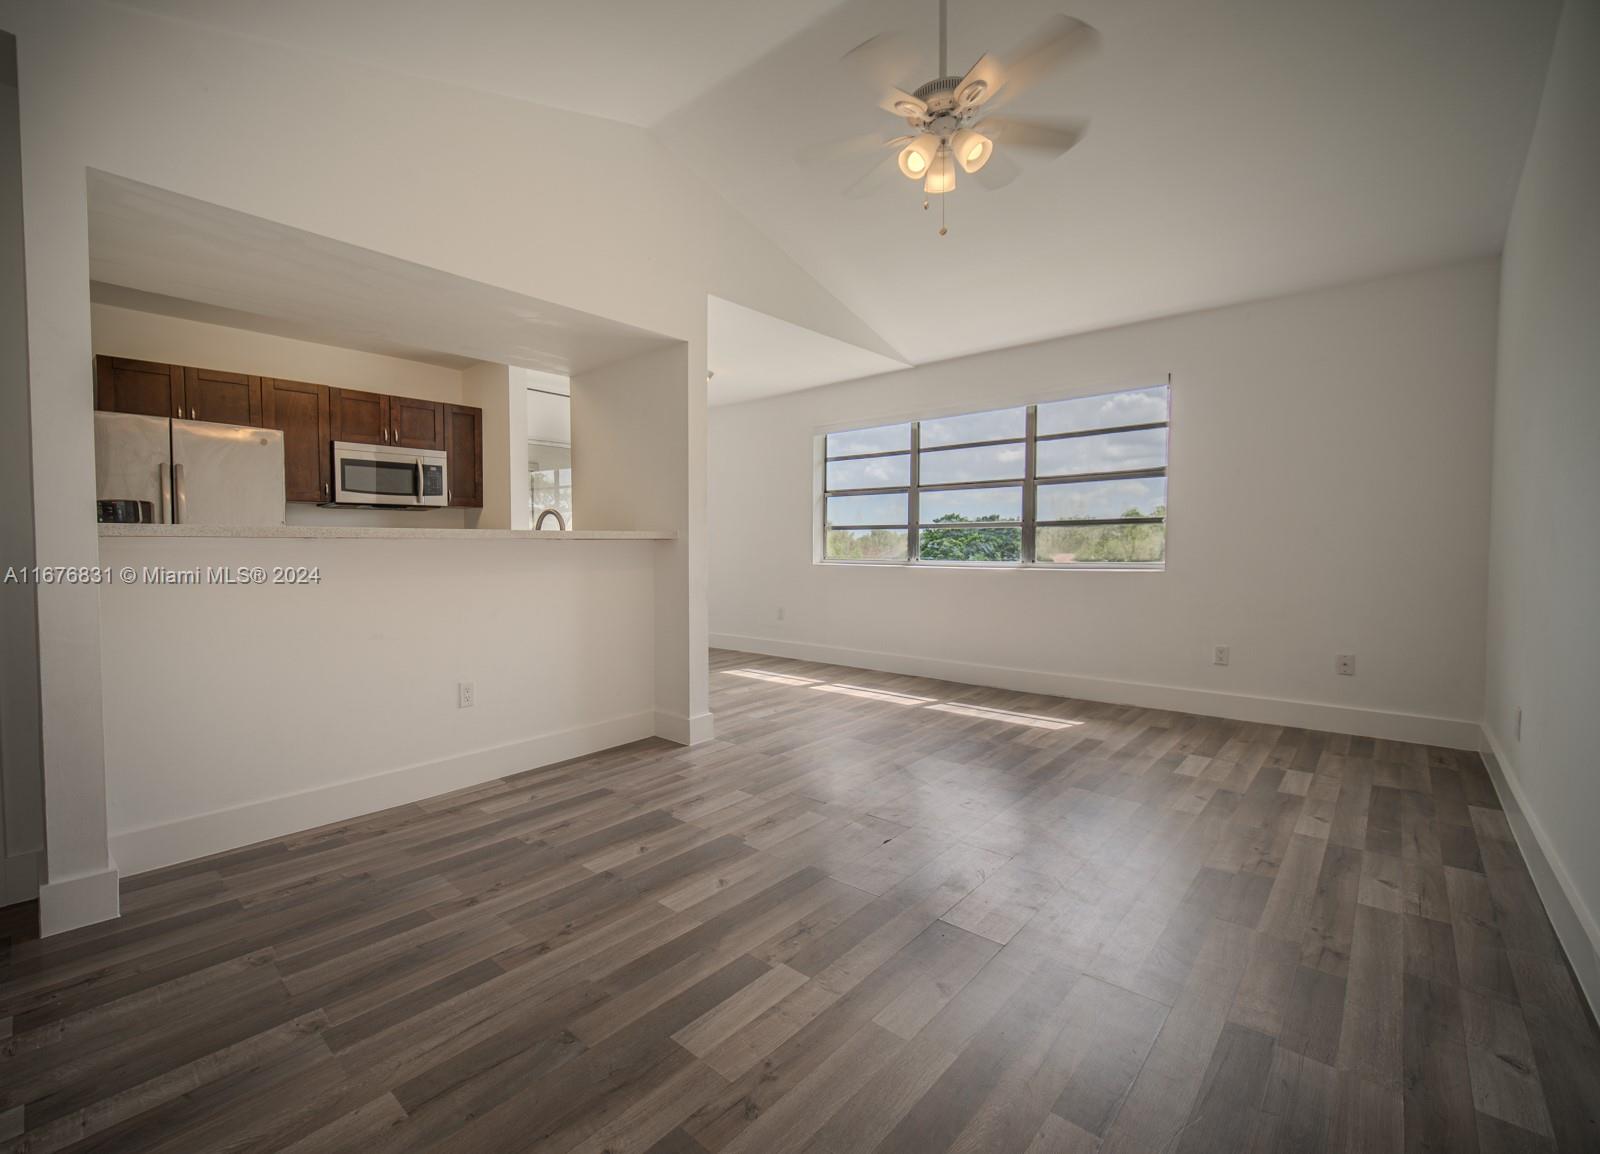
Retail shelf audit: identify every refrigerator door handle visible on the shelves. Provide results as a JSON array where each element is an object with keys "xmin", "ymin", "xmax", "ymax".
[
  {"xmin": 159, "ymin": 463, "xmax": 172, "ymax": 524},
  {"xmin": 173, "ymin": 462, "xmax": 187, "ymax": 524}
]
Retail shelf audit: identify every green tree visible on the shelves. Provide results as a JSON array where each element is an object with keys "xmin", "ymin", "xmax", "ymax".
[
  {"xmin": 919, "ymin": 513, "xmax": 1021, "ymax": 562},
  {"xmin": 825, "ymin": 527, "xmax": 906, "ymax": 560},
  {"xmin": 1036, "ymin": 505, "xmax": 1166, "ymax": 563},
  {"xmin": 829, "ymin": 507, "xmax": 1166, "ymax": 564}
]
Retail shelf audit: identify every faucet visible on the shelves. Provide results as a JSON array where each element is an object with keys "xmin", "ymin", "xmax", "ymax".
[{"xmin": 534, "ymin": 507, "xmax": 567, "ymax": 531}]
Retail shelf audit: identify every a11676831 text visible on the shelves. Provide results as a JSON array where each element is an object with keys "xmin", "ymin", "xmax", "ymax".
[{"xmin": 2, "ymin": 564, "xmax": 321, "ymax": 585}]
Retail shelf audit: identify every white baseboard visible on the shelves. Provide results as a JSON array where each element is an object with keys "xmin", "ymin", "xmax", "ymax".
[
  {"xmin": 1478, "ymin": 724, "xmax": 1600, "ymax": 1016},
  {"xmin": 655, "ymin": 710, "xmax": 716, "ymax": 746},
  {"xmin": 39, "ymin": 863, "xmax": 121, "ymax": 936},
  {"xmin": 110, "ymin": 710, "xmax": 657, "ymax": 877},
  {"xmin": 710, "ymin": 633, "xmax": 1480, "ymax": 749}
]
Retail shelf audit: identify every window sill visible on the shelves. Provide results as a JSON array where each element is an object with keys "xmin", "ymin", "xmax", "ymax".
[{"xmin": 816, "ymin": 559, "xmax": 1165, "ymax": 572}]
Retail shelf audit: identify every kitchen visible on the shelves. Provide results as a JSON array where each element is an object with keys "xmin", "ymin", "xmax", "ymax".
[
  {"xmin": 50, "ymin": 172, "xmax": 704, "ymax": 915},
  {"xmin": 92, "ymin": 349, "xmax": 488, "ymax": 529},
  {"xmin": 91, "ymin": 318, "xmax": 587, "ymax": 535}
]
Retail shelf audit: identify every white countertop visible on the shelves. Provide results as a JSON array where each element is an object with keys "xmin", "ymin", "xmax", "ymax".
[{"xmin": 99, "ymin": 524, "xmax": 675, "ymax": 541}]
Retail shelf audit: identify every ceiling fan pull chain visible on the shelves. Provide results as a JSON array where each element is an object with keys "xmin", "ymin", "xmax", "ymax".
[{"xmin": 939, "ymin": 149, "xmax": 949, "ymax": 236}]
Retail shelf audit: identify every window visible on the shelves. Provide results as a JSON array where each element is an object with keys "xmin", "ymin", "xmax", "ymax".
[
  {"xmin": 529, "ymin": 442, "xmax": 573, "ymax": 528},
  {"xmin": 821, "ymin": 384, "xmax": 1168, "ymax": 567}
]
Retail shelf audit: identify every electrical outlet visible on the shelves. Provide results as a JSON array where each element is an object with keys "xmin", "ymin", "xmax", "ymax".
[
  {"xmin": 1515, "ymin": 707, "xmax": 1523, "ymax": 741},
  {"xmin": 1213, "ymin": 645, "xmax": 1230, "ymax": 667},
  {"xmin": 458, "ymin": 681, "xmax": 475, "ymax": 709},
  {"xmin": 1335, "ymin": 654, "xmax": 1355, "ymax": 676}
]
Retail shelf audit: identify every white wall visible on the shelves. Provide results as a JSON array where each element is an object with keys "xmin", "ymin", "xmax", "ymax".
[
  {"xmin": 710, "ymin": 261, "xmax": 1499, "ymax": 745},
  {"xmin": 0, "ymin": 30, "xmax": 43, "ymax": 906},
  {"xmin": 91, "ymin": 302, "xmax": 477, "ymax": 529},
  {"xmin": 575, "ymin": 340, "xmax": 710, "ymax": 743},
  {"xmin": 461, "ymin": 362, "xmax": 527, "ymax": 531},
  {"xmin": 1483, "ymin": 0, "xmax": 1600, "ymax": 1007},
  {"xmin": 98, "ymin": 536, "xmax": 660, "ymax": 874},
  {"xmin": 91, "ymin": 302, "xmax": 467, "ymax": 403}
]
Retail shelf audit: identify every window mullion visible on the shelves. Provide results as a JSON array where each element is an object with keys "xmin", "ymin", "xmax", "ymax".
[
  {"xmin": 908, "ymin": 421, "xmax": 920, "ymax": 562},
  {"xmin": 1022, "ymin": 405, "xmax": 1037, "ymax": 564}
]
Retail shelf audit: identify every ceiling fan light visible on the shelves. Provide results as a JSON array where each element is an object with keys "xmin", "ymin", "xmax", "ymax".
[
  {"xmin": 923, "ymin": 150, "xmax": 957, "ymax": 194},
  {"xmin": 897, "ymin": 134, "xmax": 940, "ymax": 180},
  {"xmin": 951, "ymin": 128, "xmax": 993, "ymax": 173}
]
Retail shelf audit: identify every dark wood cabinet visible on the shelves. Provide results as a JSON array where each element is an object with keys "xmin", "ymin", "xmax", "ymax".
[
  {"xmin": 97, "ymin": 355, "xmax": 483, "ymax": 508},
  {"xmin": 329, "ymin": 388, "xmax": 389, "ymax": 446},
  {"xmin": 261, "ymin": 378, "xmax": 331, "ymax": 503},
  {"xmin": 95, "ymin": 356, "xmax": 183, "ymax": 418},
  {"xmin": 183, "ymin": 367, "xmax": 262, "ymax": 426},
  {"xmin": 390, "ymin": 396, "xmax": 446, "ymax": 450},
  {"xmin": 444, "ymin": 404, "xmax": 484, "ymax": 508}
]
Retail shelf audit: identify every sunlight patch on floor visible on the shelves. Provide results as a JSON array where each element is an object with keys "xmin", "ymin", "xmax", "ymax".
[{"xmin": 724, "ymin": 668, "xmax": 820, "ymax": 687}]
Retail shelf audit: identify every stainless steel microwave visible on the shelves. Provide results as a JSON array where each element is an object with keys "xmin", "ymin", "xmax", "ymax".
[{"xmin": 330, "ymin": 441, "xmax": 448, "ymax": 507}]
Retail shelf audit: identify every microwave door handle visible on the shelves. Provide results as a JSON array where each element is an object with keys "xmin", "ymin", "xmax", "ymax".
[
  {"xmin": 416, "ymin": 459, "xmax": 424, "ymax": 503},
  {"xmin": 159, "ymin": 463, "xmax": 171, "ymax": 524}
]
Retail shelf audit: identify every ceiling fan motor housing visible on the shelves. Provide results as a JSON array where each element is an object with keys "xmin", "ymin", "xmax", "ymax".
[
  {"xmin": 913, "ymin": 75, "xmax": 961, "ymax": 104},
  {"xmin": 908, "ymin": 75, "xmax": 975, "ymax": 137}
]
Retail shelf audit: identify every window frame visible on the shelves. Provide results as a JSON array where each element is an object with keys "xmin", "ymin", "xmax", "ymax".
[{"xmin": 819, "ymin": 383, "xmax": 1170, "ymax": 570}]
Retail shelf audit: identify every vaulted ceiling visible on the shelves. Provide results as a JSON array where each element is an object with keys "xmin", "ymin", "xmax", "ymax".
[{"xmin": 115, "ymin": 0, "xmax": 1562, "ymax": 381}]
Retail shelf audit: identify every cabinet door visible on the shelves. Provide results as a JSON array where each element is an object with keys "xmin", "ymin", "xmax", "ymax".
[
  {"xmin": 95, "ymin": 356, "xmax": 182, "ymax": 418},
  {"xmin": 444, "ymin": 404, "xmax": 483, "ymax": 508},
  {"xmin": 329, "ymin": 387, "xmax": 390, "ymax": 445},
  {"xmin": 183, "ymin": 367, "xmax": 262, "ymax": 426},
  {"xmin": 390, "ymin": 395, "xmax": 445, "ymax": 450},
  {"xmin": 262, "ymin": 378, "xmax": 331, "ymax": 503}
]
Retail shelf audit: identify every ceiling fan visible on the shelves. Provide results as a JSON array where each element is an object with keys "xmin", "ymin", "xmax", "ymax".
[{"xmin": 810, "ymin": 1, "xmax": 1099, "ymax": 233}]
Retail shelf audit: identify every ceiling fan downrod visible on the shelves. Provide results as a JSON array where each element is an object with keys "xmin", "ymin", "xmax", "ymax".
[{"xmin": 939, "ymin": 0, "xmax": 948, "ymax": 79}]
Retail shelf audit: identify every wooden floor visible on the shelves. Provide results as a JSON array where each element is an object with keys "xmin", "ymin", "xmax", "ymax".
[{"xmin": 3, "ymin": 650, "xmax": 1597, "ymax": 1153}]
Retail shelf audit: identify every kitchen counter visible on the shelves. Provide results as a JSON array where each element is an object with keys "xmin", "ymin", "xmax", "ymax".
[{"xmin": 99, "ymin": 524, "xmax": 675, "ymax": 541}]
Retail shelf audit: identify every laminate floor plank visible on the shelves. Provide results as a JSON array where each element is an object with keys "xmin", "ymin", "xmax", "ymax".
[{"xmin": 0, "ymin": 648, "xmax": 1592, "ymax": 1153}]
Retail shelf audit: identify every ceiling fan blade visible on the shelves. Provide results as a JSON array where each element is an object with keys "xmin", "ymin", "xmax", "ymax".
[
  {"xmin": 990, "ymin": 16, "xmax": 1100, "ymax": 110},
  {"xmin": 971, "ymin": 150, "xmax": 1023, "ymax": 190},
  {"xmin": 878, "ymin": 86, "xmax": 928, "ymax": 120},
  {"xmin": 842, "ymin": 152, "xmax": 903, "ymax": 199},
  {"xmin": 954, "ymin": 52, "xmax": 1004, "ymax": 110},
  {"xmin": 984, "ymin": 115, "xmax": 1088, "ymax": 160},
  {"xmin": 796, "ymin": 132, "xmax": 910, "ymax": 165}
]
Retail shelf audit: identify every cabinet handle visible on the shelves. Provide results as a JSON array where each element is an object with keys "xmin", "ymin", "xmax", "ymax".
[{"xmin": 190, "ymin": 407, "xmax": 196, "ymax": 420}]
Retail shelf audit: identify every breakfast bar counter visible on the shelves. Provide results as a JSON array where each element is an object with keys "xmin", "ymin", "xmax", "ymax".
[{"xmin": 98, "ymin": 524, "xmax": 675, "ymax": 541}]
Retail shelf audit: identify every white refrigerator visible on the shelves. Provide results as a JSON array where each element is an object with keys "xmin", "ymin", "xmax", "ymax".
[{"xmin": 94, "ymin": 412, "xmax": 287, "ymax": 526}]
